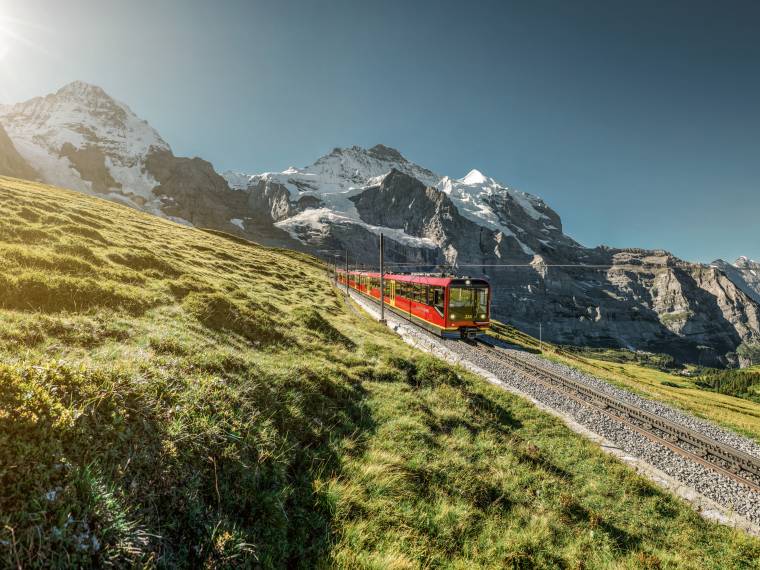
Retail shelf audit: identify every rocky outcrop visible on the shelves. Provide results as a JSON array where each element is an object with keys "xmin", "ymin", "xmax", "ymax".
[
  {"xmin": 712, "ymin": 258, "xmax": 760, "ymax": 304},
  {"xmin": 0, "ymin": 123, "xmax": 37, "ymax": 180},
  {"xmin": 59, "ymin": 142, "xmax": 120, "ymax": 194},
  {"xmin": 350, "ymin": 169, "xmax": 532, "ymax": 264}
]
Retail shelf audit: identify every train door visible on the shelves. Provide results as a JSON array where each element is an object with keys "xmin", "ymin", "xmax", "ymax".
[{"xmin": 389, "ymin": 280, "xmax": 396, "ymax": 306}]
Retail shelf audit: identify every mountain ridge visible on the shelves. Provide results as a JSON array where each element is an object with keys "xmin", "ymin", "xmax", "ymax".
[{"xmin": 1, "ymin": 80, "xmax": 758, "ymax": 365}]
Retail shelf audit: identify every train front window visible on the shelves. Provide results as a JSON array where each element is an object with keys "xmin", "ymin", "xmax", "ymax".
[{"xmin": 448, "ymin": 287, "xmax": 488, "ymax": 321}]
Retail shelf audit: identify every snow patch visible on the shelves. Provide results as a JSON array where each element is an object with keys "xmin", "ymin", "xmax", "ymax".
[{"xmin": 275, "ymin": 207, "xmax": 438, "ymax": 249}]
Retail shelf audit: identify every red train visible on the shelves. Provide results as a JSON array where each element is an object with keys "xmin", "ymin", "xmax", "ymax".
[{"xmin": 338, "ymin": 270, "xmax": 491, "ymax": 339}]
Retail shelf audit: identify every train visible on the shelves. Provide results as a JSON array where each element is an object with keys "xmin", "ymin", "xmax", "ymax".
[{"xmin": 337, "ymin": 270, "xmax": 491, "ymax": 339}]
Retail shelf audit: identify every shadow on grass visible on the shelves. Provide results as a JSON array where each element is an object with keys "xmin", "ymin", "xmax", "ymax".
[
  {"xmin": 561, "ymin": 496, "xmax": 641, "ymax": 552},
  {"xmin": 0, "ymin": 358, "xmax": 377, "ymax": 568}
]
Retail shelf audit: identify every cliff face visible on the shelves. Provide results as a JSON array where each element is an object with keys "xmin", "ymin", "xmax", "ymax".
[{"xmin": 712, "ymin": 258, "xmax": 760, "ymax": 305}]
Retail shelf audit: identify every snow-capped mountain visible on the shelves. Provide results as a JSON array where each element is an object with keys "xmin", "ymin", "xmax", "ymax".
[
  {"xmin": 222, "ymin": 145, "xmax": 579, "ymax": 257},
  {"xmin": 0, "ymin": 81, "xmax": 169, "ymax": 213},
  {"xmin": 0, "ymin": 81, "xmax": 255, "ymax": 233},
  {"xmin": 1, "ymin": 80, "xmax": 758, "ymax": 366},
  {"xmin": 224, "ymin": 145, "xmax": 445, "ymax": 248},
  {"xmin": 436, "ymin": 169, "xmax": 573, "ymax": 255}
]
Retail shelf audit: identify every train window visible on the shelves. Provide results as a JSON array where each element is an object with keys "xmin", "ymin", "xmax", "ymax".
[
  {"xmin": 448, "ymin": 287, "xmax": 489, "ymax": 320},
  {"xmin": 431, "ymin": 287, "xmax": 444, "ymax": 315},
  {"xmin": 477, "ymin": 289, "xmax": 488, "ymax": 319}
]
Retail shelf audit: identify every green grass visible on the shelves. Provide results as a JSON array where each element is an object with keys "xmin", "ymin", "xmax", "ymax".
[
  {"xmin": 560, "ymin": 345, "xmax": 678, "ymax": 371},
  {"xmin": 490, "ymin": 322, "xmax": 760, "ymax": 444},
  {"xmin": 1, "ymin": 176, "xmax": 759, "ymax": 568}
]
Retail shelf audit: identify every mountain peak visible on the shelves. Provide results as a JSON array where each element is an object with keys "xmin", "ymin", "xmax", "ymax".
[
  {"xmin": 55, "ymin": 80, "xmax": 112, "ymax": 101},
  {"xmin": 460, "ymin": 169, "xmax": 488, "ymax": 185},
  {"xmin": 326, "ymin": 144, "xmax": 408, "ymax": 164}
]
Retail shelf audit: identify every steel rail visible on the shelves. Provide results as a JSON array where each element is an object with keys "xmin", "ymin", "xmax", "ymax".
[
  {"xmin": 475, "ymin": 342, "xmax": 760, "ymax": 493},
  {"xmin": 345, "ymin": 281, "xmax": 760, "ymax": 493}
]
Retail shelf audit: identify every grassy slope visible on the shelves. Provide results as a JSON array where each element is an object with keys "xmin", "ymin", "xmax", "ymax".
[
  {"xmin": 490, "ymin": 324, "xmax": 760, "ymax": 444},
  {"xmin": 0, "ymin": 176, "xmax": 758, "ymax": 568}
]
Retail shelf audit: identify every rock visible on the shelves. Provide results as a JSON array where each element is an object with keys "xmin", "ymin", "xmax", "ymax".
[
  {"xmin": 713, "ymin": 257, "xmax": 760, "ymax": 304},
  {"xmin": 0, "ymin": 123, "xmax": 38, "ymax": 179}
]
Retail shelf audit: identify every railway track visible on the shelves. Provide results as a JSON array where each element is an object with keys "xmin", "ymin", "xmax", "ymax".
[
  {"xmin": 347, "ymin": 286, "xmax": 760, "ymax": 496},
  {"xmin": 474, "ymin": 340, "xmax": 760, "ymax": 494}
]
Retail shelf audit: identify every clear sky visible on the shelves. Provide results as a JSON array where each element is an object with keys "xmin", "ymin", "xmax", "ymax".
[{"xmin": 0, "ymin": 0, "xmax": 757, "ymax": 263}]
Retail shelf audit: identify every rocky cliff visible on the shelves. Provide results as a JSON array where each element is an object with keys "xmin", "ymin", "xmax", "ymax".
[{"xmin": 712, "ymin": 257, "xmax": 760, "ymax": 305}]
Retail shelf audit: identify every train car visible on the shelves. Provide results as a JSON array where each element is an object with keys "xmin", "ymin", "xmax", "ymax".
[{"xmin": 338, "ymin": 270, "xmax": 490, "ymax": 339}]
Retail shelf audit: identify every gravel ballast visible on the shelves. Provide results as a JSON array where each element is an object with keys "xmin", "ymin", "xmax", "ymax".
[{"xmin": 348, "ymin": 290, "xmax": 760, "ymax": 534}]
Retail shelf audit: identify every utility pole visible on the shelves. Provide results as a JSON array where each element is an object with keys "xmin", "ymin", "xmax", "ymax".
[
  {"xmin": 344, "ymin": 250, "xmax": 349, "ymax": 295},
  {"xmin": 539, "ymin": 322, "xmax": 543, "ymax": 352},
  {"xmin": 379, "ymin": 233, "xmax": 386, "ymax": 323}
]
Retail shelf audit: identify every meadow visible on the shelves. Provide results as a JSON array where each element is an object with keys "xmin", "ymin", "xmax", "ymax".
[{"xmin": 1, "ymin": 176, "xmax": 758, "ymax": 568}]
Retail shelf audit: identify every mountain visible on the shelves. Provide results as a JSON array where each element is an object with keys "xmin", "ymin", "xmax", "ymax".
[
  {"xmin": 712, "ymin": 257, "xmax": 760, "ymax": 304},
  {"xmin": 2, "ymin": 81, "xmax": 758, "ymax": 365},
  {"xmin": 0, "ymin": 81, "xmax": 270, "ymax": 238}
]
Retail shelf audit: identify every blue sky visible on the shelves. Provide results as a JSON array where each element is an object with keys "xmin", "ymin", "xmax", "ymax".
[{"xmin": 1, "ymin": 0, "xmax": 757, "ymax": 262}]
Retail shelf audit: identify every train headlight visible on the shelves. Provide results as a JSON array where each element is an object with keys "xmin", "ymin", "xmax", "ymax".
[
  {"xmin": 480, "ymin": 314, "xmax": 486, "ymax": 319},
  {"xmin": 451, "ymin": 314, "xmax": 456, "ymax": 320}
]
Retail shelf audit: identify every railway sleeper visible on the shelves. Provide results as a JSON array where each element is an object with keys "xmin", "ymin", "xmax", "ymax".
[{"xmin": 485, "ymin": 348, "xmax": 760, "ymax": 485}]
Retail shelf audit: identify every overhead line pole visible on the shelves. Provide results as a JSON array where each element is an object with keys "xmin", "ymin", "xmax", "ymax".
[
  {"xmin": 379, "ymin": 233, "xmax": 386, "ymax": 324},
  {"xmin": 345, "ymin": 249, "xmax": 349, "ymax": 296}
]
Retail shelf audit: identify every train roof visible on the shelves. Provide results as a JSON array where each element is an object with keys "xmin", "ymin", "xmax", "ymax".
[{"xmin": 346, "ymin": 271, "xmax": 489, "ymax": 287}]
